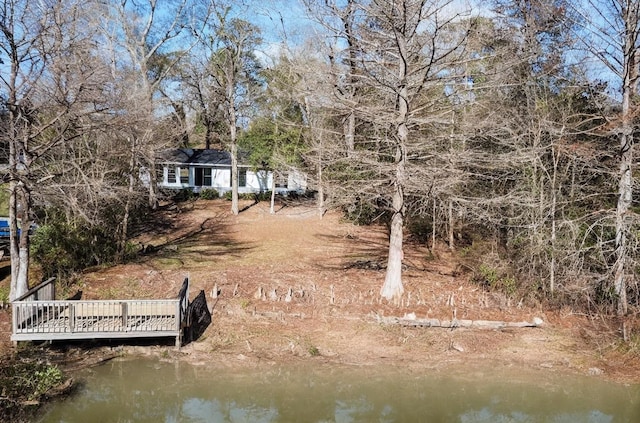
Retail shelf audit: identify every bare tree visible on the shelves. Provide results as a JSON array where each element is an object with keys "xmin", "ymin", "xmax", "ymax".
[
  {"xmin": 570, "ymin": 0, "xmax": 640, "ymax": 315},
  {"xmin": 303, "ymin": 0, "xmax": 362, "ymax": 157},
  {"xmin": 98, "ymin": 0, "xmax": 207, "ymax": 252},
  {"xmin": 304, "ymin": 0, "xmax": 470, "ymax": 301},
  {"xmin": 0, "ymin": 0, "xmax": 113, "ymax": 299}
]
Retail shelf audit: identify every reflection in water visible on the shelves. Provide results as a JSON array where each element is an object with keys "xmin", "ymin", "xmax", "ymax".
[{"xmin": 37, "ymin": 358, "xmax": 640, "ymax": 423}]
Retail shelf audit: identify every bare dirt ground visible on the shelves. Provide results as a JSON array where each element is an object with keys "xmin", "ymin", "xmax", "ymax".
[{"xmin": 2, "ymin": 199, "xmax": 640, "ymax": 385}]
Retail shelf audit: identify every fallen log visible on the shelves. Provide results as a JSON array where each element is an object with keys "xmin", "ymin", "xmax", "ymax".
[{"xmin": 375, "ymin": 315, "xmax": 543, "ymax": 329}]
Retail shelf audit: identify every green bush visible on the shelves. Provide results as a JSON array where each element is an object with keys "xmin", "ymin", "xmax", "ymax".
[
  {"xmin": 30, "ymin": 221, "xmax": 120, "ymax": 279},
  {"xmin": 199, "ymin": 188, "xmax": 219, "ymax": 199},
  {"xmin": 343, "ymin": 202, "xmax": 385, "ymax": 226},
  {"xmin": 173, "ymin": 189, "xmax": 197, "ymax": 202},
  {"xmin": 255, "ymin": 191, "xmax": 272, "ymax": 202},
  {"xmin": 0, "ymin": 353, "xmax": 66, "ymax": 422},
  {"xmin": 474, "ymin": 263, "xmax": 518, "ymax": 296},
  {"xmin": 222, "ymin": 191, "xmax": 258, "ymax": 201},
  {"xmin": 0, "ymin": 284, "xmax": 8, "ymax": 305},
  {"xmin": 0, "ymin": 185, "xmax": 9, "ymax": 216},
  {"xmin": 33, "ymin": 365, "xmax": 63, "ymax": 399}
]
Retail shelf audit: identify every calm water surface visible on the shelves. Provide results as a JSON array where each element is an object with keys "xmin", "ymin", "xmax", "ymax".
[{"xmin": 37, "ymin": 358, "xmax": 640, "ymax": 423}]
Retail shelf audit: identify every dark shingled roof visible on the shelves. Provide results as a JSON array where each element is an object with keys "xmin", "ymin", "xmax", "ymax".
[{"xmin": 157, "ymin": 149, "xmax": 232, "ymax": 166}]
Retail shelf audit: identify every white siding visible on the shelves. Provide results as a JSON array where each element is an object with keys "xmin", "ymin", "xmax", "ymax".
[{"xmin": 158, "ymin": 164, "xmax": 299, "ymax": 196}]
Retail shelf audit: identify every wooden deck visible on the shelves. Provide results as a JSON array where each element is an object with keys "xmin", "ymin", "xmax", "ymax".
[{"xmin": 11, "ymin": 278, "xmax": 190, "ymax": 347}]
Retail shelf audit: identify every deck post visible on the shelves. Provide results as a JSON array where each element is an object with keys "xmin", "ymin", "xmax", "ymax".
[
  {"xmin": 11, "ymin": 303, "xmax": 17, "ymax": 339},
  {"xmin": 121, "ymin": 302, "xmax": 128, "ymax": 331},
  {"xmin": 69, "ymin": 303, "xmax": 75, "ymax": 333},
  {"xmin": 175, "ymin": 300, "xmax": 181, "ymax": 349}
]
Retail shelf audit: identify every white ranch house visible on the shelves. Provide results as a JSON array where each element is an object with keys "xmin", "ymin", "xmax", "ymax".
[{"xmin": 156, "ymin": 148, "xmax": 306, "ymax": 196}]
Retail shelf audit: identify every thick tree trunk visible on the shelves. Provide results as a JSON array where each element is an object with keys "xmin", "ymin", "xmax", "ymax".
[
  {"xmin": 9, "ymin": 178, "xmax": 32, "ymax": 301},
  {"xmin": 8, "ymin": 115, "xmax": 30, "ymax": 300},
  {"xmin": 9, "ymin": 182, "xmax": 25, "ymax": 301},
  {"xmin": 381, "ymin": 192, "xmax": 405, "ymax": 302}
]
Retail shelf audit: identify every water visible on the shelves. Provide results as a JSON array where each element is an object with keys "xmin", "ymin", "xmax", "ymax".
[{"xmin": 37, "ymin": 358, "xmax": 640, "ymax": 423}]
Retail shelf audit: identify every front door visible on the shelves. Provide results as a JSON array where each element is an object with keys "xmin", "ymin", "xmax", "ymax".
[{"xmin": 194, "ymin": 168, "xmax": 212, "ymax": 187}]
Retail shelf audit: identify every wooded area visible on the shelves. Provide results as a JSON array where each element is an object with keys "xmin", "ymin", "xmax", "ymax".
[{"xmin": 0, "ymin": 0, "xmax": 638, "ymax": 319}]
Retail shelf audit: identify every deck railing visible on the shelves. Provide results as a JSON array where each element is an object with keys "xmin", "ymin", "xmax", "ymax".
[
  {"xmin": 11, "ymin": 277, "xmax": 191, "ymax": 348},
  {"xmin": 14, "ymin": 277, "xmax": 56, "ymax": 302}
]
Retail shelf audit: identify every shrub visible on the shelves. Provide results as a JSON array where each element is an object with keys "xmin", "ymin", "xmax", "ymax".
[
  {"xmin": 255, "ymin": 191, "xmax": 273, "ymax": 202},
  {"xmin": 199, "ymin": 188, "xmax": 219, "ymax": 200},
  {"xmin": 343, "ymin": 202, "xmax": 385, "ymax": 226},
  {"xmin": 407, "ymin": 216, "xmax": 433, "ymax": 243},
  {"xmin": 33, "ymin": 365, "xmax": 63, "ymax": 399},
  {"xmin": 173, "ymin": 189, "xmax": 197, "ymax": 202},
  {"xmin": 30, "ymin": 220, "xmax": 120, "ymax": 279},
  {"xmin": 474, "ymin": 262, "xmax": 518, "ymax": 297},
  {"xmin": 0, "ymin": 353, "xmax": 66, "ymax": 422},
  {"xmin": 0, "ymin": 284, "xmax": 8, "ymax": 305},
  {"xmin": 222, "ymin": 191, "xmax": 258, "ymax": 201}
]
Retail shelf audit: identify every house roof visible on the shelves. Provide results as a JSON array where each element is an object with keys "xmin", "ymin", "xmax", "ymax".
[{"xmin": 157, "ymin": 149, "xmax": 247, "ymax": 166}]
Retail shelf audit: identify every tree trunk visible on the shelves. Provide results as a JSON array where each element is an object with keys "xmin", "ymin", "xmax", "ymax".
[
  {"xmin": 270, "ymin": 171, "xmax": 276, "ymax": 214},
  {"xmin": 448, "ymin": 200, "xmax": 454, "ymax": 251},
  {"xmin": 381, "ymin": 189, "xmax": 405, "ymax": 302},
  {"xmin": 344, "ymin": 111, "xmax": 355, "ymax": 155},
  {"xmin": 9, "ymin": 181, "xmax": 28, "ymax": 301},
  {"xmin": 431, "ymin": 199, "xmax": 436, "ymax": 252},
  {"xmin": 550, "ymin": 146, "xmax": 559, "ymax": 296},
  {"xmin": 147, "ymin": 162, "xmax": 159, "ymax": 210},
  {"xmin": 614, "ymin": 8, "xmax": 638, "ymax": 316},
  {"xmin": 317, "ymin": 159, "xmax": 325, "ymax": 217},
  {"xmin": 8, "ymin": 108, "xmax": 30, "ymax": 300},
  {"xmin": 231, "ymin": 140, "xmax": 239, "ymax": 215},
  {"xmin": 119, "ymin": 138, "xmax": 137, "ymax": 259},
  {"xmin": 380, "ymin": 18, "xmax": 410, "ymax": 303},
  {"xmin": 614, "ymin": 129, "xmax": 632, "ymax": 315},
  {"xmin": 229, "ymin": 79, "xmax": 239, "ymax": 215}
]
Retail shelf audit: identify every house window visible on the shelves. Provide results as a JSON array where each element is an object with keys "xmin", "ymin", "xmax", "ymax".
[
  {"xmin": 195, "ymin": 168, "xmax": 212, "ymax": 186},
  {"xmin": 167, "ymin": 167, "xmax": 177, "ymax": 184},
  {"xmin": 239, "ymin": 169, "xmax": 247, "ymax": 187},
  {"xmin": 179, "ymin": 167, "xmax": 189, "ymax": 184},
  {"xmin": 275, "ymin": 173, "xmax": 287, "ymax": 188}
]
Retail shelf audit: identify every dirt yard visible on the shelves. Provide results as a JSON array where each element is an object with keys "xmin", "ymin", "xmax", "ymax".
[{"xmin": 2, "ymin": 199, "xmax": 640, "ymax": 384}]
